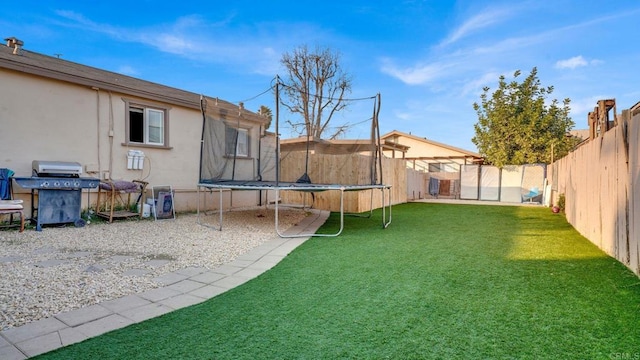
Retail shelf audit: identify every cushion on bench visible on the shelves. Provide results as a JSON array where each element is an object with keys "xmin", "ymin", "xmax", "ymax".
[{"xmin": 99, "ymin": 181, "xmax": 140, "ymax": 193}]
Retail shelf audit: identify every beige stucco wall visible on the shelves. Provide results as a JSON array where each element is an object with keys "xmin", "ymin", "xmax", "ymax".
[
  {"xmin": 0, "ymin": 68, "xmax": 265, "ymax": 215},
  {"xmin": 383, "ymin": 134, "xmax": 476, "ymax": 172},
  {"xmin": 395, "ymin": 136, "xmax": 471, "ymax": 160},
  {"xmin": 1, "ymin": 69, "xmax": 100, "ymax": 175}
]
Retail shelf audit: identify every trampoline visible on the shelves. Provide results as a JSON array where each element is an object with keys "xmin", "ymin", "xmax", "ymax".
[{"xmin": 196, "ymin": 78, "xmax": 392, "ymax": 237}]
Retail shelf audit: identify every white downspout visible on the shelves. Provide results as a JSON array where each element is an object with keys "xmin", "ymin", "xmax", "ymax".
[
  {"xmin": 108, "ymin": 91, "xmax": 114, "ymax": 179},
  {"xmin": 92, "ymin": 87, "xmax": 102, "ymax": 176}
]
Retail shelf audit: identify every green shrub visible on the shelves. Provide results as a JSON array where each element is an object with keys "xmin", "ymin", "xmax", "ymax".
[{"xmin": 557, "ymin": 193, "xmax": 566, "ymax": 212}]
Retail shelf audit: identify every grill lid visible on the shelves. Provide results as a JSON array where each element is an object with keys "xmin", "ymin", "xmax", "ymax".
[{"xmin": 32, "ymin": 160, "xmax": 83, "ymax": 177}]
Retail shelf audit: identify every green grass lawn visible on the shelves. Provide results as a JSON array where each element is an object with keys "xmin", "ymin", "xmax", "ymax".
[{"xmin": 36, "ymin": 203, "xmax": 640, "ymax": 359}]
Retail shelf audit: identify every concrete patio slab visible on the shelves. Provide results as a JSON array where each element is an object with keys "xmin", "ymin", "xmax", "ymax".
[
  {"xmin": 173, "ymin": 266, "xmax": 208, "ymax": 277},
  {"xmin": 250, "ymin": 255, "xmax": 284, "ymax": 270},
  {"xmin": 15, "ymin": 331, "xmax": 62, "ymax": 358},
  {"xmin": 235, "ymin": 267, "xmax": 266, "ymax": 279},
  {"xmin": 0, "ymin": 344, "xmax": 26, "ymax": 360},
  {"xmin": 59, "ymin": 327, "xmax": 88, "ymax": 347},
  {"xmin": 188, "ymin": 285, "xmax": 228, "ymax": 299},
  {"xmin": 188, "ymin": 271, "xmax": 226, "ymax": 284},
  {"xmin": 55, "ymin": 304, "xmax": 112, "ymax": 327},
  {"xmin": 159, "ymin": 294, "xmax": 206, "ymax": 310},
  {"xmin": 33, "ymin": 259, "xmax": 68, "ymax": 268},
  {"xmin": 0, "ymin": 256, "xmax": 24, "ymax": 263},
  {"xmin": 99, "ymin": 294, "xmax": 152, "ymax": 313},
  {"xmin": 2, "ymin": 317, "xmax": 67, "ymax": 344},
  {"xmin": 138, "ymin": 287, "xmax": 183, "ymax": 302},
  {"xmin": 226, "ymin": 259, "xmax": 255, "ymax": 268},
  {"xmin": 74, "ymin": 314, "xmax": 134, "ymax": 338},
  {"xmin": 152, "ymin": 272, "xmax": 189, "ymax": 286},
  {"xmin": 119, "ymin": 303, "xmax": 174, "ymax": 323},
  {"xmin": 123, "ymin": 268, "xmax": 152, "ymax": 277},
  {"xmin": 211, "ymin": 264, "xmax": 244, "ymax": 275},
  {"xmin": 144, "ymin": 259, "xmax": 171, "ymax": 267},
  {"xmin": 166, "ymin": 279, "xmax": 206, "ymax": 293},
  {"xmin": 212, "ymin": 275, "xmax": 251, "ymax": 289}
]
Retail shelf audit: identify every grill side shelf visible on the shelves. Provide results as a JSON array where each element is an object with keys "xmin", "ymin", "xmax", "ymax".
[{"xmin": 13, "ymin": 177, "xmax": 99, "ymax": 189}]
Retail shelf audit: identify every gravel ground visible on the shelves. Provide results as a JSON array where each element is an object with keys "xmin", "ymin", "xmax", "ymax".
[{"xmin": 0, "ymin": 208, "xmax": 308, "ymax": 331}]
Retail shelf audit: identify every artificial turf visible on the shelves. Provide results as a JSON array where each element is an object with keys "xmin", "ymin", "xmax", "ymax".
[{"xmin": 35, "ymin": 203, "xmax": 640, "ymax": 359}]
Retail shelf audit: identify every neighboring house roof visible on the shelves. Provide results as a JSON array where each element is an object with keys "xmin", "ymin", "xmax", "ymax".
[
  {"xmin": 0, "ymin": 38, "xmax": 265, "ymax": 123},
  {"xmin": 381, "ymin": 130, "xmax": 483, "ymax": 161}
]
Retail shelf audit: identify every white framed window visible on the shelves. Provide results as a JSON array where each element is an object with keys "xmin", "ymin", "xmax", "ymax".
[
  {"xmin": 225, "ymin": 126, "xmax": 249, "ymax": 157},
  {"xmin": 146, "ymin": 109, "xmax": 164, "ymax": 145},
  {"xmin": 124, "ymin": 98, "xmax": 170, "ymax": 148}
]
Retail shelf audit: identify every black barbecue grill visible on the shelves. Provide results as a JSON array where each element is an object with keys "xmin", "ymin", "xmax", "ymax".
[{"xmin": 14, "ymin": 161, "xmax": 99, "ymax": 231}]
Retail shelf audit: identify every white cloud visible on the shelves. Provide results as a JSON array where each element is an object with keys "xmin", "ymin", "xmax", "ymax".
[
  {"xmin": 145, "ymin": 33, "xmax": 198, "ymax": 55},
  {"xmin": 440, "ymin": 7, "xmax": 515, "ymax": 46},
  {"xmin": 555, "ymin": 56, "xmax": 605, "ymax": 70},
  {"xmin": 380, "ymin": 58, "xmax": 454, "ymax": 85},
  {"xmin": 555, "ymin": 56, "xmax": 588, "ymax": 69},
  {"xmin": 51, "ymin": 10, "xmax": 321, "ymax": 75},
  {"xmin": 437, "ymin": 2, "xmax": 543, "ymax": 48},
  {"xmin": 461, "ymin": 71, "xmax": 501, "ymax": 96},
  {"xmin": 55, "ymin": 10, "xmax": 121, "ymax": 38},
  {"xmin": 569, "ymin": 95, "xmax": 607, "ymax": 118},
  {"xmin": 380, "ymin": 16, "xmax": 552, "ymax": 88},
  {"xmin": 394, "ymin": 110, "xmax": 412, "ymax": 121}
]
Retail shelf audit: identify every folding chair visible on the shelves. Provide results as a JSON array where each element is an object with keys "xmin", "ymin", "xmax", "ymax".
[
  {"xmin": 522, "ymin": 187, "xmax": 540, "ymax": 203},
  {"xmin": 0, "ymin": 168, "xmax": 24, "ymax": 232}
]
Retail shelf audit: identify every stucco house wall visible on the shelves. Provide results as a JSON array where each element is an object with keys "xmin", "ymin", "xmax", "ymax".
[
  {"xmin": 0, "ymin": 39, "xmax": 268, "ymax": 216},
  {"xmin": 381, "ymin": 130, "xmax": 482, "ymax": 172}
]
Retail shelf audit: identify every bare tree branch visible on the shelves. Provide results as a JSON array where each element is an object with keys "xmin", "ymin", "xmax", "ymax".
[{"xmin": 280, "ymin": 45, "xmax": 352, "ymax": 139}]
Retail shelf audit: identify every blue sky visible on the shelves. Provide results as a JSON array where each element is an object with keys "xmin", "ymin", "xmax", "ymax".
[{"xmin": 3, "ymin": 1, "xmax": 640, "ymax": 152}]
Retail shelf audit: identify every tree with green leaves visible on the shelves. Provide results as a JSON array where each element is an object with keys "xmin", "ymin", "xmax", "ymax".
[
  {"xmin": 472, "ymin": 67, "xmax": 575, "ymax": 167},
  {"xmin": 279, "ymin": 45, "xmax": 352, "ymax": 139}
]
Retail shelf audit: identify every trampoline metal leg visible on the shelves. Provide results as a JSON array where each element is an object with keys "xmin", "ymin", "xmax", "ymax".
[
  {"xmin": 196, "ymin": 186, "xmax": 224, "ymax": 231},
  {"xmin": 345, "ymin": 188, "xmax": 374, "ymax": 219},
  {"xmin": 275, "ymin": 188, "xmax": 345, "ymax": 238},
  {"xmin": 382, "ymin": 186, "xmax": 392, "ymax": 229}
]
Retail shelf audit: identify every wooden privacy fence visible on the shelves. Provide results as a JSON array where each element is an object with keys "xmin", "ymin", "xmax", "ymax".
[
  {"xmin": 551, "ymin": 108, "xmax": 640, "ymax": 276},
  {"xmin": 279, "ymin": 152, "xmax": 407, "ymax": 213},
  {"xmin": 407, "ymin": 168, "xmax": 428, "ymax": 200}
]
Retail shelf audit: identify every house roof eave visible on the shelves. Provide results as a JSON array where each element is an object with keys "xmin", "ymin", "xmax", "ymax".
[
  {"xmin": 0, "ymin": 45, "xmax": 266, "ymax": 123},
  {"xmin": 381, "ymin": 129, "xmax": 481, "ymax": 157}
]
